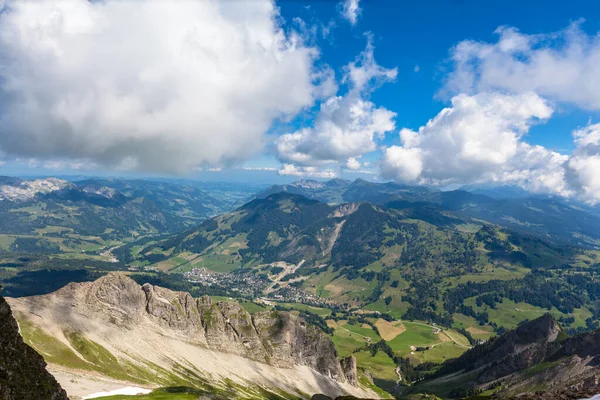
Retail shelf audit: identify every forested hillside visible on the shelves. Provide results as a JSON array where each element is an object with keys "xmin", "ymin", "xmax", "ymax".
[{"xmin": 125, "ymin": 192, "xmax": 600, "ymax": 337}]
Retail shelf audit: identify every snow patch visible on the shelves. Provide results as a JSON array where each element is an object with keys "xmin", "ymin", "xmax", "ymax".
[{"xmin": 82, "ymin": 386, "xmax": 152, "ymax": 399}]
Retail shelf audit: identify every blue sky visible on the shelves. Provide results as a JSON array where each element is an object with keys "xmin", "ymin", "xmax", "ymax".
[
  {"xmin": 276, "ymin": 0, "xmax": 600, "ymax": 153},
  {"xmin": 1, "ymin": 0, "xmax": 600, "ymax": 202}
]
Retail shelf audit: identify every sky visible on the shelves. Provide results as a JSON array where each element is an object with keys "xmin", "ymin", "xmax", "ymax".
[{"xmin": 1, "ymin": 0, "xmax": 600, "ymax": 202}]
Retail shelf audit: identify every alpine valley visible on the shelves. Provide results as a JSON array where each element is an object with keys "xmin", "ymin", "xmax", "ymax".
[{"xmin": 3, "ymin": 177, "xmax": 600, "ymax": 399}]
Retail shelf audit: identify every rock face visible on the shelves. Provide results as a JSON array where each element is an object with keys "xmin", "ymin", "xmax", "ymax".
[
  {"xmin": 435, "ymin": 313, "xmax": 561, "ymax": 384},
  {"xmin": 340, "ymin": 357, "xmax": 359, "ymax": 386},
  {"xmin": 419, "ymin": 315, "xmax": 600, "ymax": 399},
  {"xmin": 68, "ymin": 273, "xmax": 356, "ymax": 384},
  {"xmin": 514, "ymin": 373, "xmax": 600, "ymax": 399},
  {"xmin": 0, "ymin": 293, "xmax": 68, "ymax": 400}
]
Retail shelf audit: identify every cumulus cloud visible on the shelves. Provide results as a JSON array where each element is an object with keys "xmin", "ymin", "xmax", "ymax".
[
  {"xmin": 0, "ymin": 0, "xmax": 329, "ymax": 173},
  {"xmin": 564, "ymin": 123, "xmax": 600, "ymax": 203},
  {"xmin": 278, "ymin": 164, "xmax": 336, "ymax": 178},
  {"xmin": 276, "ymin": 37, "xmax": 397, "ymax": 174},
  {"xmin": 345, "ymin": 157, "xmax": 361, "ymax": 170},
  {"xmin": 341, "ymin": 0, "xmax": 361, "ymax": 26},
  {"xmin": 443, "ymin": 22, "xmax": 600, "ymax": 110},
  {"xmin": 380, "ymin": 92, "xmax": 572, "ymax": 196}
]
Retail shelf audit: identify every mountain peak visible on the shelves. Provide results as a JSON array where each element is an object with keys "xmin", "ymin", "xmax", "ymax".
[
  {"xmin": 515, "ymin": 313, "xmax": 561, "ymax": 344},
  {"xmin": 84, "ymin": 272, "xmax": 147, "ymax": 324}
]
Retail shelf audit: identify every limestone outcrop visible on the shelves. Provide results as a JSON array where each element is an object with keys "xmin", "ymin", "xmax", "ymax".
[{"xmin": 57, "ymin": 273, "xmax": 356, "ymax": 384}]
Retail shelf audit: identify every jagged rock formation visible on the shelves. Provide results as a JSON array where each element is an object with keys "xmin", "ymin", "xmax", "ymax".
[
  {"xmin": 8, "ymin": 273, "xmax": 369, "ymax": 399},
  {"xmin": 513, "ymin": 374, "xmax": 600, "ymax": 399},
  {"xmin": 411, "ymin": 315, "xmax": 600, "ymax": 399},
  {"xmin": 340, "ymin": 357, "xmax": 358, "ymax": 386},
  {"xmin": 0, "ymin": 293, "xmax": 68, "ymax": 400},
  {"xmin": 84, "ymin": 273, "xmax": 351, "ymax": 380}
]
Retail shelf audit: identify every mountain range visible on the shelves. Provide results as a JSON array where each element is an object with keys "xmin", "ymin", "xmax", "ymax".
[
  {"xmin": 3, "ymin": 176, "xmax": 600, "ymax": 399},
  {"xmin": 0, "ymin": 177, "xmax": 263, "ymax": 259},
  {"xmin": 124, "ymin": 190, "xmax": 600, "ymax": 339},
  {"xmin": 256, "ymin": 178, "xmax": 600, "ymax": 248}
]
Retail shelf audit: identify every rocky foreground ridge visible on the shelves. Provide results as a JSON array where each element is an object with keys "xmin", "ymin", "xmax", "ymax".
[
  {"xmin": 0, "ymin": 292, "xmax": 68, "ymax": 400},
  {"xmin": 8, "ymin": 273, "xmax": 371, "ymax": 399},
  {"xmin": 92, "ymin": 273, "xmax": 355, "ymax": 381}
]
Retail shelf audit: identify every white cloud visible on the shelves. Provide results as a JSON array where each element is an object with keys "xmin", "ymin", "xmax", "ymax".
[
  {"xmin": 42, "ymin": 160, "xmax": 92, "ymax": 171},
  {"xmin": 276, "ymin": 37, "xmax": 397, "ymax": 172},
  {"xmin": 414, "ymin": 65, "xmax": 420, "ymax": 73},
  {"xmin": 443, "ymin": 22, "xmax": 600, "ymax": 110},
  {"xmin": 241, "ymin": 166, "xmax": 278, "ymax": 171},
  {"xmin": 345, "ymin": 157, "xmax": 361, "ymax": 170},
  {"xmin": 0, "ymin": 0, "xmax": 328, "ymax": 174},
  {"xmin": 380, "ymin": 92, "xmax": 572, "ymax": 196},
  {"xmin": 278, "ymin": 164, "xmax": 336, "ymax": 178},
  {"xmin": 381, "ymin": 146, "xmax": 423, "ymax": 182},
  {"xmin": 340, "ymin": 0, "xmax": 361, "ymax": 26},
  {"xmin": 343, "ymin": 36, "xmax": 398, "ymax": 92},
  {"xmin": 564, "ymin": 123, "xmax": 600, "ymax": 203}
]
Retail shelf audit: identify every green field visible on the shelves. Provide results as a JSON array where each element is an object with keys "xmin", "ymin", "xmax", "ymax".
[
  {"xmin": 189, "ymin": 254, "xmax": 240, "ymax": 273},
  {"xmin": 328, "ymin": 317, "xmax": 471, "ymax": 394},
  {"xmin": 276, "ymin": 302, "xmax": 332, "ymax": 317},
  {"xmin": 330, "ymin": 321, "xmax": 378, "ymax": 356},
  {"xmin": 416, "ymin": 341, "xmax": 466, "ymax": 363},
  {"xmin": 354, "ymin": 350, "xmax": 398, "ymax": 387},
  {"xmin": 94, "ymin": 388, "xmax": 202, "ymax": 400},
  {"xmin": 387, "ymin": 322, "xmax": 442, "ymax": 356},
  {"xmin": 464, "ymin": 297, "xmax": 592, "ymax": 330},
  {"xmin": 240, "ymin": 301, "xmax": 269, "ymax": 314},
  {"xmin": 452, "ymin": 313, "xmax": 495, "ymax": 340}
]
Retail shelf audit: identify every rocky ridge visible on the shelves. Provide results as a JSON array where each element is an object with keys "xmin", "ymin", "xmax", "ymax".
[
  {"xmin": 412, "ymin": 315, "xmax": 600, "ymax": 398},
  {"xmin": 8, "ymin": 273, "xmax": 370, "ymax": 399},
  {"xmin": 0, "ymin": 292, "xmax": 68, "ymax": 400},
  {"xmin": 83, "ymin": 273, "xmax": 355, "ymax": 381}
]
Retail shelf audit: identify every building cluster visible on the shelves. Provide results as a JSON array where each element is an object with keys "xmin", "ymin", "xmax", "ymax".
[
  {"xmin": 183, "ymin": 267, "xmax": 331, "ymax": 306},
  {"xmin": 184, "ymin": 268, "xmax": 269, "ymax": 297}
]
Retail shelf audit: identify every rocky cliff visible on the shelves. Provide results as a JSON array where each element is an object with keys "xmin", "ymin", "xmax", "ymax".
[
  {"xmin": 84, "ymin": 273, "xmax": 354, "ymax": 381},
  {"xmin": 411, "ymin": 315, "xmax": 600, "ymax": 399},
  {"xmin": 8, "ymin": 273, "xmax": 370, "ymax": 399},
  {"xmin": 0, "ymin": 292, "xmax": 68, "ymax": 400}
]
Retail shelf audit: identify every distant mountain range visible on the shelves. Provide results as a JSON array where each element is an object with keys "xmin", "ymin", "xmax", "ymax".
[
  {"xmin": 0, "ymin": 177, "xmax": 260, "ymax": 255},
  {"xmin": 126, "ymin": 191, "xmax": 600, "ymax": 340},
  {"xmin": 256, "ymin": 178, "xmax": 600, "ymax": 248}
]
